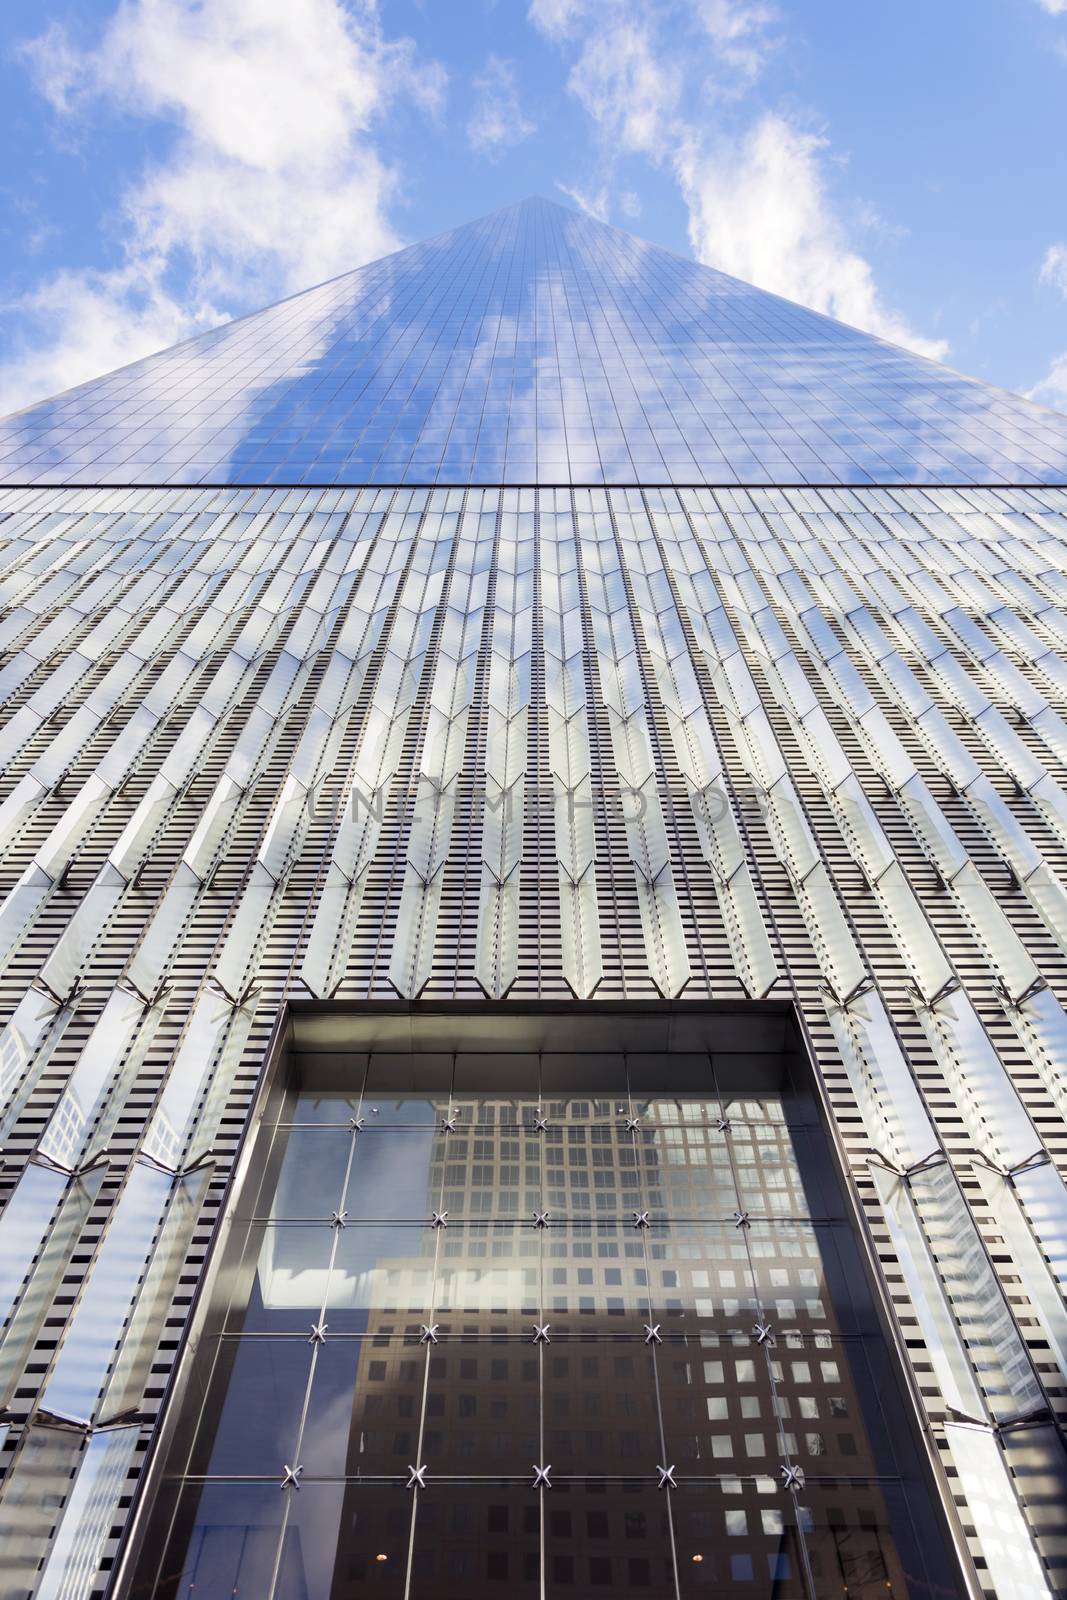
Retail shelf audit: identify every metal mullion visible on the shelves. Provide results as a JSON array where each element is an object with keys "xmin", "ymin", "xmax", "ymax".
[
  {"xmin": 625, "ymin": 1060, "xmax": 683, "ymax": 1600},
  {"xmin": 403, "ymin": 1074, "xmax": 453, "ymax": 1597},
  {"xmin": 406, "ymin": 1221, "xmax": 445, "ymax": 1600},
  {"xmin": 316, "ymin": 1127, "xmax": 359, "ymax": 1328},
  {"xmin": 537, "ymin": 1082, "xmax": 547, "ymax": 1600},
  {"xmin": 639, "ymin": 1228, "xmax": 682, "ymax": 1599},
  {"xmin": 708, "ymin": 1049, "xmax": 821, "ymax": 1600},
  {"xmin": 248, "ymin": 1111, "xmax": 359, "ymax": 1600},
  {"xmin": 348, "ymin": 1051, "xmax": 374, "ymax": 1127}
]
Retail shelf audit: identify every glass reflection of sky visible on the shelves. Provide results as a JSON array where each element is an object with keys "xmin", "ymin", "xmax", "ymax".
[{"xmin": 3, "ymin": 196, "xmax": 1067, "ymax": 488}]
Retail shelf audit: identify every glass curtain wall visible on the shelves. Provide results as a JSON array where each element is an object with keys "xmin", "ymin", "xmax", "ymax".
[{"xmin": 132, "ymin": 1045, "xmax": 959, "ymax": 1600}]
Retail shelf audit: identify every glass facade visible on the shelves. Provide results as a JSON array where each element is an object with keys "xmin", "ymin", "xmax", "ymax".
[
  {"xmin": 2, "ymin": 198, "xmax": 1067, "ymax": 488},
  {"xmin": 132, "ymin": 1037, "xmax": 958, "ymax": 1600},
  {"xmin": 1, "ymin": 200, "xmax": 1066, "ymax": 1600}
]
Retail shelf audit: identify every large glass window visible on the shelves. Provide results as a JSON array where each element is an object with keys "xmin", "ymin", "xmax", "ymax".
[{"xmin": 129, "ymin": 1017, "xmax": 964, "ymax": 1599}]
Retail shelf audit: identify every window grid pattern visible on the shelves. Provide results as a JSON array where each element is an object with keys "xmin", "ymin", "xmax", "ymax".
[
  {"xmin": 3, "ymin": 199, "xmax": 1067, "ymax": 490},
  {"xmin": 0, "ymin": 482, "xmax": 1065, "ymax": 1597},
  {"xmin": 146, "ymin": 1061, "xmax": 932, "ymax": 1600}
]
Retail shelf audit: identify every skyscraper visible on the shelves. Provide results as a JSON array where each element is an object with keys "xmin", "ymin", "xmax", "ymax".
[{"xmin": 0, "ymin": 195, "xmax": 1065, "ymax": 1597}]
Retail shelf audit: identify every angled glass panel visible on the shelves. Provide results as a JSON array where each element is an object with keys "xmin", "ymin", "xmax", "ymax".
[
  {"xmin": 543, "ymin": 1222, "xmax": 650, "ymax": 1333},
  {"xmin": 544, "ymin": 1342, "xmax": 660, "ymax": 1477},
  {"xmin": 543, "ymin": 1480, "xmax": 675, "ymax": 1598},
  {"xmin": 646, "ymin": 1221, "xmax": 760, "ymax": 1333},
  {"xmin": 0, "ymin": 1163, "xmax": 67, "ymax": 1324},
  {"xmin": 188, "ymin": 1338, "xmax": 311, "ymax": 1478},
  {"xmin": 672, "ymin": 1480, "xmax": 805, "ymax": 1599},
  {"xmin": 303, "ymin": 1339, "xmax": 425, "ymax": 1479},
  {"xmin": 42, "ymin": 1162, "xmax": 170, "ymax": 1423},
  {"xmin": 250, "ymin": 1126, "xmax": 354, "ymax": 1221},
  {"xmin": 102, "ymin": 1166, "xmax": 212, "ymax": 1422},
  {"xmin": 359, "ymin": 1051, "xmax": 454, "ymax": 1125},
  {"xmin": 432, "ymin": 1222, "xmax": 541, "ymax": 1328},
  {"xmin": 326, "ymin": 1225, "xmax": 438, "ymax": 1333},
  {"xmin": 422, "ymin": 1344, "xmax": 539, "ymax": 1475},
  {"xmin": 223, "ymin": 1223, "xmax": 335, "ymax": 1335},
  {"xmin": 635, "ymin": 1122, "xmax": 736, "ymax": 1216},
  {"xmin": 410, "ymin": 1485, "xmax": 540, "ymax": 1599},
  {"xmin": 342, "ymin": 1128, "xmax": 441, "ymax": 1221},
  {"xmin": 0, "ymin": 1428, "xmax": 86, "ymax": 1600},
  {"xmin": 310, "ymin": 1485, "xmax": 412, "ymax": 1593},
  {"xmin": 147, "ymin": 1481, "xmax": 282, "ymax": 1599},
  {"xmin": 798, "ymin": 1478, "xmax": 958, "ymax": 1600},
  {"xmin": 34, "ymin": 1427, "xmax": 140, "ymax": 1600}
]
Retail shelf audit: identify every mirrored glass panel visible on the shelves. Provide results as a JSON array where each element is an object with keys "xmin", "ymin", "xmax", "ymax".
[
  {"xmin": 130, "ymin": 1019, "xmax": 967, "ymax": 1598},
  {"xmin": 6, "ymin": 198, "xmax": 1066, "ymax": 488}
]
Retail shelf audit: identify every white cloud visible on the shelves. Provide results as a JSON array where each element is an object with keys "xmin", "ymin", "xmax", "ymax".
[
  {"xmin": 534, "ymin": 0, "xmax": 776, "ymax": 130},
  {"xmin": 1028, "ymin": 355, "xmax": 1067, "ymax": 407},
  {"xmin": 2, "ymin": 0, "xmax": 444, "ymax": 414},
  {"xmin": 554, "ymin": 181, "xmax": 641, "ymax": 224},
  {"xmin": 1039, "ymin": 242, "xmax": 1067, "ymax": 296},
  {"xmin": 527, "ymin": 0, "xmax": 585, "ymax": 38},
  {"xmin": 856, "ymin": 199, "xmax": 909, "ymax": 243},
  {"xmin": 533, "ymin": 0, "xmax": 944, "ymax": 362},
  {"xmin": 566, "ymin": 20, "xmax": 680, "ymax": 159},
  {"xmin": 1029, "ymin": 247, "xmax": 1067, "ymax": 409},
  {"xmin": 697, "ymin": 0, "xmax": 779, "ymax": 89},
  {"xmin": 677, "ymin": 116, "xmax": 948, "ymax": 359},
  {"xmin": 556, "ymin": 180, "xmax": 610, "ymax": 220},
  {"xmin": 1036, "ymin": 0, "xmax": 1067, "ymax": 13},
  {"xmin": 467, "ymin": 55, "xmax": 536, "ymax": 157},
  {"xmin": 0, "ymin": 263, "xmax": 215, "ymax": 418}
]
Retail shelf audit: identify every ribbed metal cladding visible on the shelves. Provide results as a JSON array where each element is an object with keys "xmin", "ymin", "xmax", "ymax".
[{"xmin": 1, "ymin": 478, "xmax": 1067, "ymax": 1596}]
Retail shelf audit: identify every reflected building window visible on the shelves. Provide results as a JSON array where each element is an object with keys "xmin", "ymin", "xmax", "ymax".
[{"xmin": 130, "ymin": 1025, "xmax": 965, "ymax": 1599}]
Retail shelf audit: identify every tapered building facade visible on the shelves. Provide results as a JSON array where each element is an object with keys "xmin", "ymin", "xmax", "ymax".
[{"xmin": 0, "ymin": 197, "xmax": 1066, "ymax": 1598}]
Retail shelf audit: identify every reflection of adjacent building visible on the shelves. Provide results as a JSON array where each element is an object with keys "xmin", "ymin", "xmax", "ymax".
[{"xmin": 319, "ymin": 1094, "xmax": 909, "ymax": 1596}]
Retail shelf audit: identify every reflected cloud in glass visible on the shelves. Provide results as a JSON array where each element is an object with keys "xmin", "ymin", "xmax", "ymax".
[{"xmin": 3, "ymin": 199, "xmax": 1067, "ymax": 488}]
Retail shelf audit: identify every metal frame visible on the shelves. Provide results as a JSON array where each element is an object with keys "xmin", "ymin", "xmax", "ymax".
[{"xmin": 110, "ymin": 997, "xmax": 980, "ymax": 1599}]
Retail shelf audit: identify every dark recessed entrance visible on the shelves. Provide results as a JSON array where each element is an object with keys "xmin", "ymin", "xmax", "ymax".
[{"xmin": 123, "ymin": 1003, "xmax": 966, "ymax": 1599}]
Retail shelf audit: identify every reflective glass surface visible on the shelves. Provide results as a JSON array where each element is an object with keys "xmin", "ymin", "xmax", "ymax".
[
  {"xmin": 4, "ymin": 197, "xmax": 1067, "ymax": 489},
  {"xmin": 135, "ymin": 1053, "xmax": 964, "ymax": 1598}
]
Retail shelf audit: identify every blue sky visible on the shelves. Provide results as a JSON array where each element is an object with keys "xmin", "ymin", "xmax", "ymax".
[{"xmin": 2, "ymin": 0, "xmax": 1067, "ymax": 416}]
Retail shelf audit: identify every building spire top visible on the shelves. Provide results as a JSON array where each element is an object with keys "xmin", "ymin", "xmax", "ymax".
[{"xmin": 3, "ymin": 196, "xmax": 1066, "ymax": 488}]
